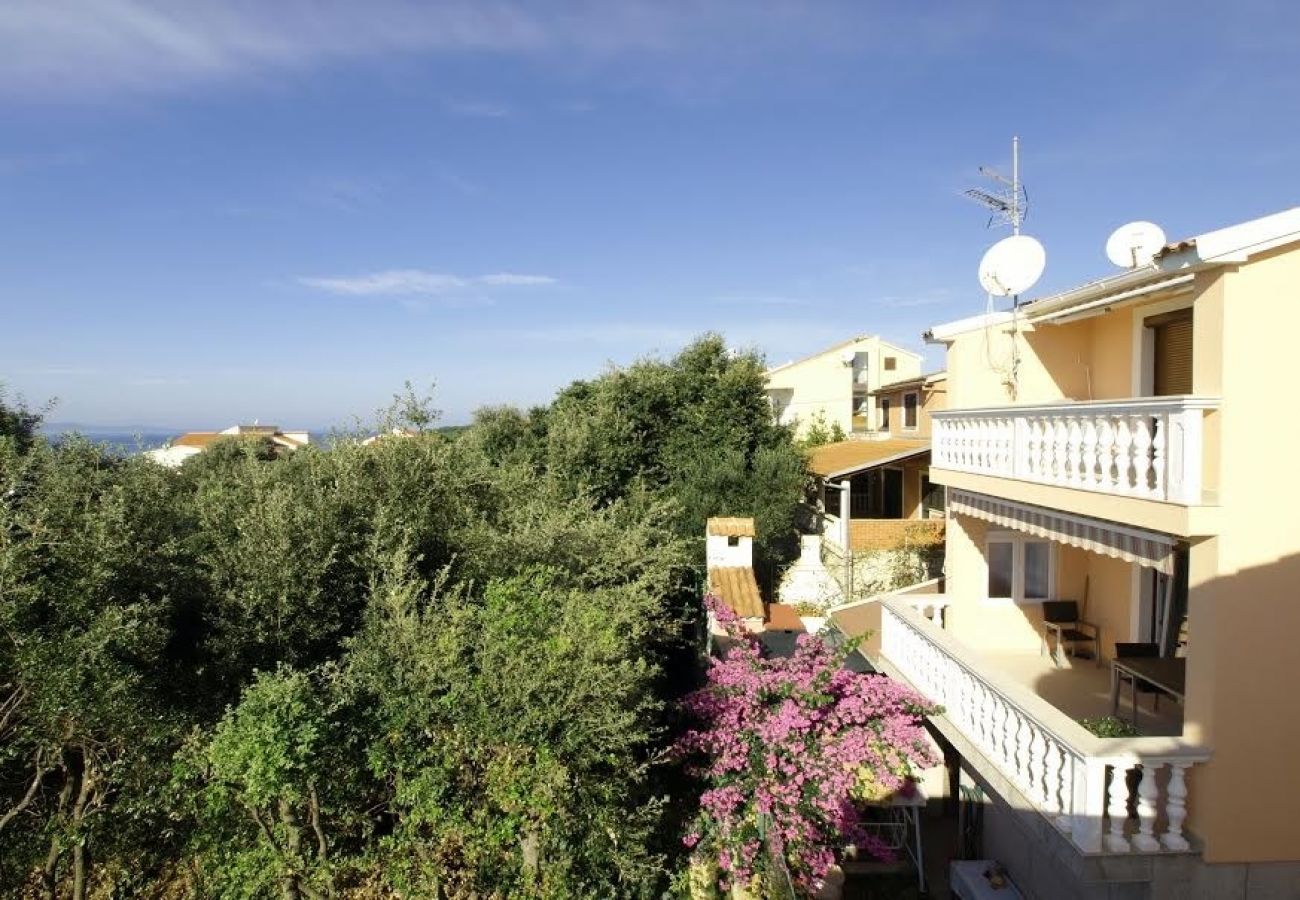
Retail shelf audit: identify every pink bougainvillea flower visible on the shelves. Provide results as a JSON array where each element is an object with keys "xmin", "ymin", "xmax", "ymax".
[{"xmin": 676, "ymin": 594, "xmax": 940, "ymax": 894}]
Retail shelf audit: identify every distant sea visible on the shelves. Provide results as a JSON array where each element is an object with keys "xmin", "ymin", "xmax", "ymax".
[{"xmin": 43, "ymin": 428, "xmax": 175, "ymax": 456}]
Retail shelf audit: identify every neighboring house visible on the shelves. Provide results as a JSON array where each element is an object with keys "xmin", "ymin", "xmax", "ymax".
[
  {"xmin": 765, "ymin": 335, "xmax": 923, "ymax": 438},
  {"xmin": 361, "ymin": 427, "xmax": 420, "ymax": 445},
  {"xmin": 870, "ymin": 370, "xmax": 947, "ymax": 438},
  {"xmin": 835, "ymin": 206, "xmax": 1300, "ymax": 899},
  {"xmin": 144, "ymin": 424, "xmax": 310, "ymax": 467},
  {"xmin": 704, "ymin": 517, "xmax": 808, "ymax": 648},
  {"xmin": 807, "ymin": 438, "xmax": 945, "ymax": 602}
]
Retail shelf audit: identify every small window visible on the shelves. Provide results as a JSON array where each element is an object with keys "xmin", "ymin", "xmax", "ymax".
[
  {"xmin": 884, "ymin": 356, "xmax": 897, "ymax": 371},
  {"xmin": 727, "ymin": 535, "xmax": 740, "ymax": 547},
  {"xmin": 988, "ymin": 541, "xmax": 1015, "ymax": 599},
  {"xmin": 903, "ymin": 392, "xmax": 919, "ymax": 429},
  {"xmin": 986, "ymin": 533, "xmax": 1054, "ymax": 603},
  {"xmin": 879, "ymin": 398, "xmax": 891, "ymax": 431},
  {"xmin": 920, "ymin": 474, "xmax": 945, "ymax": 518}
]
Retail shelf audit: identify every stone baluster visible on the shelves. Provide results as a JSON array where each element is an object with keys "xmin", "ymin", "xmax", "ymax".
[
  {"xmin": 1161, "ymin": 763, "xmax": 1191, "ymax": 851},
  {"xmin": 1029, "ymin": 728, "xmax": 1047, "ymax": 808},
  {"xmin": 1041, "ymin": 738, "xmax": 1061, "ymax": 816},
  {"xmin": 1114, "ymin": 417, "xmax": 1134, "ymax": 493},
  {"xmin": 1039, "ymin": 419, "xmax": 1055, "ymax": 481},
  {"xmin": 1105, "ymin": 763, "xmax": 1132, "ymax": 852},
  {"xmin": 1096, "ymin": 417, "xmax": 1115, "ymax": 490},
  {"xmin": 1151, "ymin": 413, "xmax": 1167, "ymax": 500},
  {"xmin": 1132, "ymin": 764, "xmax": 1161, "ymax": 851},
  {"xmin": 990, "ymin": 699, "xmax": 1006, "ymax": 766},
  {"xmin": 1054, "ymin": 419, "xmax": 1071, "ymax": 485},
  {"xmin": 1054, "ymin": 746, "xmax": 1077, "ymax": 834},
  {"xmin": 1028, "ymin": 417, "xmax": 1043, "ymax": 479},
  {"xmin": 1080, "ymin": 418, "xmax": 1098, "ymax": 488},
  {"xmin": 1131, "ymin": 415, "xmax": 1153, "ymax": 496},
  {"xmin": 1066, "ymin": 417, "xmax": 1083, "ymax": 486},
  {"xmin": 1014, "ymin": 714, "xmax": 1031, "ymax": 790}
]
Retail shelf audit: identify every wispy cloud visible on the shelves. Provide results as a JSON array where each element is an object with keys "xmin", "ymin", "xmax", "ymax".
[
  {"xmin": 306, "ymin": 174, "xmax": 391, "ymax": 212},
  {"xmin": 0, "ymin": 1, "xmax": 891, "ymax": 101},
  {"xmin": 711, "ymin": 293, "xmax": 816, "ymax": 308},
  {"xmin": 126, "ymin": 376, "xmax": 190, "ymax": 387},
  {"xmin": 443, "ymin": 99, "xmax": 512, "ymax": 118},
  {"xmin": 22, "ymin": 364, "xmax": 98, "ymax": 376},
  {"xmin": 0, "ymin": 148, "xmax": 89, "ymax": 175},
  {"xmin": 870, "ymin": 290, "xmax": 953, "ymax": 308},
  {"xmin": 298, "ymin": 268, "xmax": 557, "ymax": 297}
]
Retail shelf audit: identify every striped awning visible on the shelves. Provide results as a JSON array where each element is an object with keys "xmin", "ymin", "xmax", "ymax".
[{"xmin": 949, "ymin": 489, "xmax": 1176, "ymax": 574}]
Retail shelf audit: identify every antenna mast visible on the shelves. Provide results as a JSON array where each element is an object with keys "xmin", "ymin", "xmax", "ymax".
[{"xmin": 965, "ymin": 135, "xmax": 1028, "ymax": 234}]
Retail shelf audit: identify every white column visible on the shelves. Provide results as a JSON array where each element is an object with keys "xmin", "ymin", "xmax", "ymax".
[
  {"xmin": 1105, "ymin": 763, "xmax": 1132, "ymax": 852},
  {"xmin": 1161, "ymin": 763, "xmax": 1191, "ymax": 851},
  {"xmin": 1132, "ymin": 763, "xmax": 1161, "ymax": 852}
]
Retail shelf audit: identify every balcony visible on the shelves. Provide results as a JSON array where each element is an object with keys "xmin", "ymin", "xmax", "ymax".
[
  {"xmin": 931, "ymin": 397, "xmax": 1219, "ymax": 506},
  {"xmin": 870, "ymin": 596, "xmax": 1209, "ymax": 856}
]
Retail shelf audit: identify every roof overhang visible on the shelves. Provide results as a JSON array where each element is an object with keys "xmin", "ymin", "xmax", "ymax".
[
  {"xmin": 819, "ymin": 445, "xmax": 930, "ymax": 481},
  {"xmin": 926, "ymin": 205, "xmax": 1300, "ymax": 341}
]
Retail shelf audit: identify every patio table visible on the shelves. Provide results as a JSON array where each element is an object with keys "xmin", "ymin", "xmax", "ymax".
[{"xmin": 1110, "ymin": 657, "xmax": 1186, "ymax": 728}]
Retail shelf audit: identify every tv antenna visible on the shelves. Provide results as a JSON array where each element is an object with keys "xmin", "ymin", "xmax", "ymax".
[{"xmin": 965, "ymin": 135, "xmax": 1028, "ymax": 234}]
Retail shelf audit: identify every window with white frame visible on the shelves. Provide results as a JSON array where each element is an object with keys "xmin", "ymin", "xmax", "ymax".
[
  {"xmin": 986, "ymin": 532, "xmax": 1053, "ymax": 603},
  {"xmin": 903, "ymin": 392, "xmax": 919, "ymax": 430}
]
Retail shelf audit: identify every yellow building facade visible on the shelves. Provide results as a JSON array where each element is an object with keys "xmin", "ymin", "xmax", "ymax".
[{"xmin": 838, "ymin": 206, "xmax": 1300, "ymax": 899}]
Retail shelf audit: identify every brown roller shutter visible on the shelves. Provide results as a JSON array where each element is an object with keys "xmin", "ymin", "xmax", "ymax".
[{"xmin": 1151, "ymin": 310, "xmax": 1193, "ymax": 396}]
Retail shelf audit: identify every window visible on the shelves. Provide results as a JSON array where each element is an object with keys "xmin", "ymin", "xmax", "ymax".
[
  {"xmin": 884, "ymin": 356, "xmax": 897, "ymax": 371},
  {"xmin": 986, "ymin": 533, "xmax": 1053, "ymax": 603},
  {"xmin": 920, "ymin": 473, "xmax": 945, "ymax": 518},
  {"xmin": 879, "ymin": 398, "xmax": 891, "ymax": 431},
  {"xmin": 903, "ymin": 392, "xmax": 919, "ymax": 430},
  {"xmin": 1147, "ymin": 308, "xmax": 1193, "ymax": 396},
  {"xmin": 727, "ymin": 535, "xmax": 740, "ymax": 548}
]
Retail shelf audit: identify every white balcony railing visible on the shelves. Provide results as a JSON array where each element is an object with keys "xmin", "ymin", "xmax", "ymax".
[
  {"xmin": 879, "ymin": 597, "xmax": 1209, "ymax": 855},
  {"xmin": 932, "ymin": 397, "xmax": 1219, "ymax": 504}
]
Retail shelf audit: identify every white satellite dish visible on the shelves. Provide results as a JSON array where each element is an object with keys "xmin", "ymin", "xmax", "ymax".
[
  {"xmin": 978, "ymin": 234, "xmax": 1046, "ymax": 297},
  {"xmin": 1106, "ymin": 221, "xmax": 1167, "ymax": 268},
  {"xmin": 840, "ymin": 349, "xmax": 856, "ymax": 365}
]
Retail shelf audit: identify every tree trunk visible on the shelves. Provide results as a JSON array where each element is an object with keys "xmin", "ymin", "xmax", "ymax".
[
  {"xmin": 307, "ymin": 785, "xmax": 335, "ymax": 895},
  {"xmin": 0, "ymin": 748, "xmax": 46, "ymax": 833},
  {"xmin": 69, "ymin": 748, "xmax": 96, "ymax": 900},
  {"xmin": 279, "ymin": 798, "xmax": 304, "ymax": 900},
  {"xmin": 42, "ymin": 756, "xmax": 76, "ymax": 900}
]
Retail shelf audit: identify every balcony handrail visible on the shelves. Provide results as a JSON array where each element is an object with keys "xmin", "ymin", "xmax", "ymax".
[
  {"xmin": 879, "ymin": 596, "xmax": 1210, "ymax": 854},
  {"xmin": 931, "ymin": 395, "xmax": 1220, "ymax": 504},
  {"xmin": 879, "ymin": 596, "xmax": 1209, "ymax": 762},
  {"xmin": 932, "ymin": 395, "xmax": 1220, "ymax": 418}
]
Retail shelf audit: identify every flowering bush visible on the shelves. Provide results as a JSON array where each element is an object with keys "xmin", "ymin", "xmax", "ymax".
[{"xmin": 678, "ymin": 595, "xmax": 940, "ymax": 894}]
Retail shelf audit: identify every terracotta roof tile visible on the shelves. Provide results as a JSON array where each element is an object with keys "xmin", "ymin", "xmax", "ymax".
[
  {"xmin": 172, "ymin": 432, "xmax": 222, "ymax": 449},
  {"xmin": 708, "ymin": 566, "xmax": 764, "ymax": 619},
  {"xmin": 707, "ymin": 517, "xmax": 756, "ymax": 538}
]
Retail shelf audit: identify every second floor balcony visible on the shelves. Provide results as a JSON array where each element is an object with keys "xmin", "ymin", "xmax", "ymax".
[{"xmin": 932, "ymin": 396, "xmax": 1220, "ymax": 511}]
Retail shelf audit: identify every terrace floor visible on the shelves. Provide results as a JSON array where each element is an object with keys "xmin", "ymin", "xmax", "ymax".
[{"xmin": 976, "ymin": 649, "xmax": 1184, "ymax": 737}]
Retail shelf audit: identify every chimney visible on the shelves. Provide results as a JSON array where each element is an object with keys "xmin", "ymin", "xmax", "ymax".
[{"xmin": 706, "ymin": 517, "xmax": 755, "ymax": 569}]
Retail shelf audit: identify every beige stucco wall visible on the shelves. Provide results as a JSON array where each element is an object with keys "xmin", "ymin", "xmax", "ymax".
[
  {"xmin": 942, "ymin": 511, "xmax": 1138, "ymax": 659},
  {"xmin": 876, "ymin": 380, "xmax": 947, "ymax": 439},
  {"xmin": 936, "ymin": 242, "xmax": 1300, "ymax": 863},
  {"xmin": 766, "ymin": 337, "xmax": 921, "ymax": 437},
  {"xmin": 1178, "ymin": 246, "xmax": 1300, "ymax": 863}
]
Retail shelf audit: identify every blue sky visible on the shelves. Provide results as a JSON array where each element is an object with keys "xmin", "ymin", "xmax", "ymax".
[{"xmin": 2, "ymin": 1, "xmax": 1298, "ymax": 429}]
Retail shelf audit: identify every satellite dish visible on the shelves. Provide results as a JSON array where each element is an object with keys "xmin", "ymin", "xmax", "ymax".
[
  {"xmin": 840, "ymin": 349, "xmax": 856, "ymax": 365},
  {"xmin": 1106, "ymin": 221, "xmax": 1167, "ymax": 268},
  {"xmin": 978, "ymin": 234, "xmax": 1046, "ymax": 297}
]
